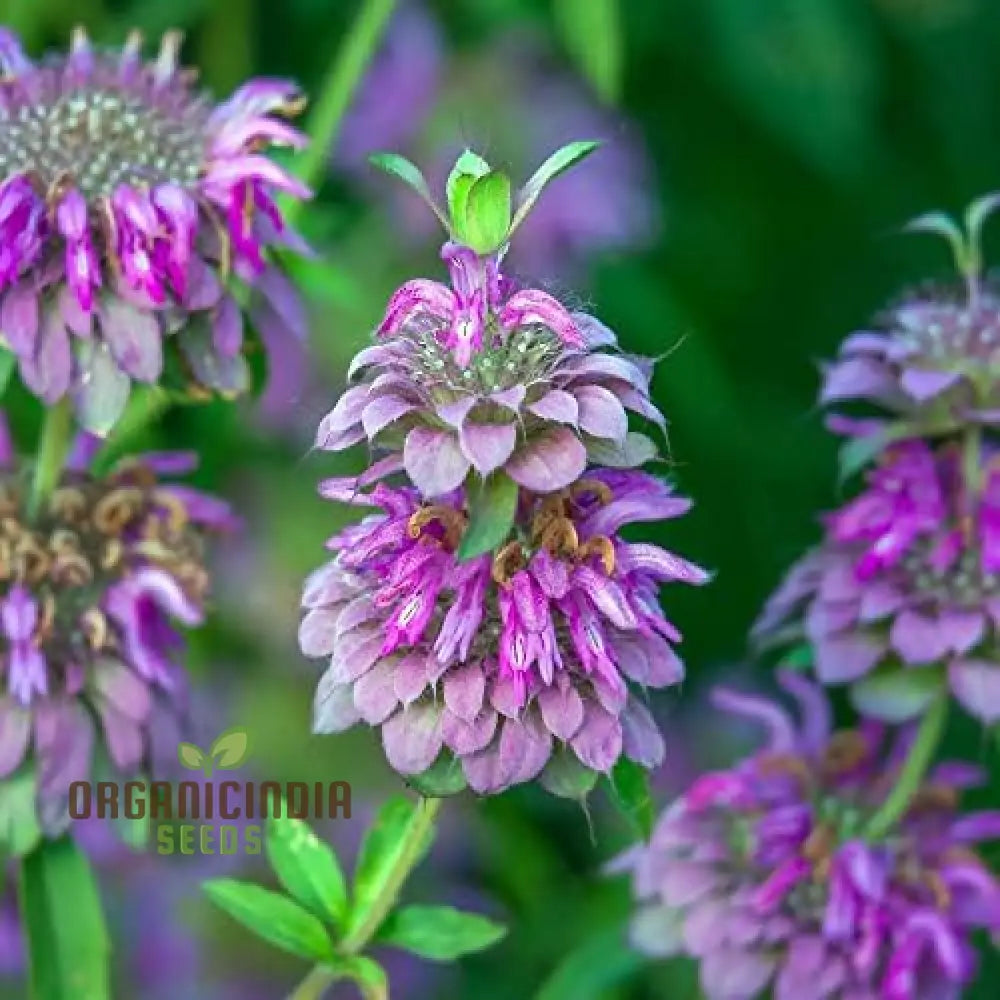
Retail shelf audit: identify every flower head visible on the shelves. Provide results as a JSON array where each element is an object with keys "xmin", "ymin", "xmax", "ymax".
[
  {"xmin": 754, "ymin": 437, "xmax": 1000, "ymax": 723},
  {"xmin": 299, "ymin": 467, "xmax": 706, "ymax": 794},
  {"xmin": 822, "ymin": 284, "xmax": 1000, "ymax": 428},
  {"xmin": 0, "ymin": 27, "xmax": 309, "ymax": 432},
  {"xmin": 316, "ymin": 242, "xmax": 663, "ymax": 496},
  {"xmin": 822, "ymin": 195, "xmax": 1000, "ymax": 433},
  {"xmin": 623, "ymin": 673, "xmax": 1000, "ymax": 1000},
  {"xmin": 0, "ymin": 424, "xmax": 235, "ymax": 835}
]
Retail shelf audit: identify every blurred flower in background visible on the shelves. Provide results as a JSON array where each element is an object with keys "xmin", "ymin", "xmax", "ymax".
[{"xmin": 335, "ymin": 3, "xmax": 658, "ymax": 283}]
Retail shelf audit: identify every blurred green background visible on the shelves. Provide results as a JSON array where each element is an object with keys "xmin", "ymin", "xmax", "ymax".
[{"xmin": 3, "ymin": 0, "xmax": 1000, "ymax": 996}]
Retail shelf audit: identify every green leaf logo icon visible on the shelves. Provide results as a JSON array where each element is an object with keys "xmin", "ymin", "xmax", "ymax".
[
  {"xmin": 177, "ymin": 728, "xmax": 251, "ymax": 776},
  {"xmin": 178, "ymin": 742, "xmax": 206, "ymax": 771},
  {"xmin": 211, "ymin": 728, "xmax": 251, "ymax": 770}
]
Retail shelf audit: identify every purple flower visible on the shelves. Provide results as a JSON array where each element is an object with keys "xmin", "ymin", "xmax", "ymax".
[
  {"xmin": 0, "ymin": 28, "xmax": 310, "ymax": 433},
  {"xmin": 753, "ymin": 437, "xmax": 1000, "ymax": 723},
  {"xmin": 316, "ymin": 242, "xmax": 664, "ymax": 497},
  {"xmin": 621, "ymin": 673, "xmax": 1000, "ymax": 1000},
  {"xmin": 0, "ymin": 419, "xmax": 235, "ymax": 837},
  {"xmin": 299, "ymin": 468, "xmax": 706, "ymax": 794},
  {"xmin": 822, "ymin": 283, "xmax": 1000, "ymax": 429}
]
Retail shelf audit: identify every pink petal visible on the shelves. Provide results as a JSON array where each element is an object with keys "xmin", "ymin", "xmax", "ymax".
[
  {"xmin": 403, "ymin": 427, "xmax": 470, "ymax": 497},
  {"xmin": 505, "ymin": 427, "xmax": 587, "ymax": 493}
]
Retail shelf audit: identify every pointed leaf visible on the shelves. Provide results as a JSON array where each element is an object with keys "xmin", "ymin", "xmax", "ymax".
[
  {"xmin": 374, "ymin": 904, "xmax": 506, "ymax": 961},
  {"xmin": 511, "ymin": 140, "xmax": 601, "ymax": 232},
  {"xmin": 457, "ymin": 472, "xmax": 518, "ymax": 562},
  {"xmin": 607, "ymin": 757, "xmax": 654, "ymax": 839},
  {"xmin": 203, "ymin": 878, "xmax": 334, "ymax": 962},
  {"xmin": 209, "ymin": 727, "xmax": 251, "ymax": 769},
  {"xmin": 406, "ymin": 752, "xmax": 468, "ymax": 797},
  {"xmin": 266, "ymin": 811, "xmax": 349, "ymax": 928},
  {"xmin": 177, "ymin": 742, "xmax": 205, "ymax": 770},
  {"xmin": 349, "ymin": 797, "xmax": 435, "ymax": 939},
  {"xmin": 461, "ymin": 172, "xmax": 512, "ymax": 254},
  {"xmin": 369, "ymin": 152, "xmax": 449, "ymax": 230},
  {"xmin": 540, "ymin": 746, "xmax": 599, "ymax": 800},
  {"xmin": 19, "ymin": 836, "xmax": 109, "ymax": 1000},
  {"xmin": 850, "ymin": 664, "xmax": 946, "ymax": 723}
]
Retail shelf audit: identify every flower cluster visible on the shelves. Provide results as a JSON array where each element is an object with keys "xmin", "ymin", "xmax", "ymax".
[
  {"xmin": 822, "ymin": 283, "xmax": 1000, "ymax": 426},
  {"xmin": 316, "ymin": 241, "xmax": 663, "ymax": 496},
  {"xmin": 0, "ymin": 28, "xmax": 309, "ymax": 432},
  {"xmin": 302, "ymin": 146, "xmax": 699, "ymax": 794},
  {"xmin": 754, "ymin": 437, "xmax": 1000, "ymax": 722},
  {"xmin": 0, "ymin": 426, "xmax": 234, "ymax": 834},
  {"xmin": 300, "ymin": 469, "xmax": 705, "ymax": 794},
  {"xmin": 622, "ymin": 673, "xmax": 1000, "ymax": 1000}
]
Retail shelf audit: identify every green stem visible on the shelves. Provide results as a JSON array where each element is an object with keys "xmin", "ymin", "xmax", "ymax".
[
  {"xmin": 28, "ymin": 399, "xmax": 73, "ymax": 521},
  {"xmin": 286, "ymin": 0, "xmax": 398, "ymax": 226},
  {"xmin": 865, "ymin": 694, "xmax": 948, "ymax": 841},
  {"xmin": 286, "ymin": 965, "xmax": 341, "ymax": 1000},
  {"xmin": 286, "ymin": 797, "xmax": 442, "ymax": 1000}
]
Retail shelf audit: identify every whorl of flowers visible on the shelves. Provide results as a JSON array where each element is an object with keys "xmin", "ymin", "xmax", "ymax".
[
  {"xmin": 754, "ymin": 437, "xmax": 1000, "ymax": 723},
  {"xmin": 0, "ymin": 424, "xmax": 235, "ymax": 834},
  {"xmin": 622, "ymin": 672, "xmax": 1000, "ymax": 1000},
  {"xmin": 0, "ymin": 27, "xmax": 310, "ymax": 433},
  {"xmin": 315, "ymin": 144, "xmax": 664, "ymax": 497},
  {"xmin": 821, "ymin": 196, "xmax": 1000, "ymax": 432},
  {"xmin": 317, "ymin": 238, "xmax": 663, "ymax": 496},
  {"xmin": 299, "ymin": 467, "xmax": 706, "ymax": 795}
]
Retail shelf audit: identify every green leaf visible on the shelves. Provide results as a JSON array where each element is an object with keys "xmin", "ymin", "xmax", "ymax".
[
  {"xmin": 203, "ymin": 878, "xmax": 334, "ymax": 962},
  {"xmin": 407, "ymin": 752, "xmax": 468, "ymax": 797},
  {"xmin": 586, "ymin": 431, "xmax": 658, "ymax": 468},
  {"xmin": 374, "ymin": 904, "xmax": 506, "ymax": 961},
  {"xmin": 348, "ymin": 797, "xmax": 435, "ymax": 939},
  {"xmin": 850, "ymin": 664, "xmax": 946, "ymax": 723},
  {"xmin": 177, "ymin": 742, "xmax": 206, "ymax": 771},
  {"xmin": 535, "ymin": 927, "xmax": 643, "ymax": 1000},
  {"xmin": 368, "ymin": 152, "xmax": 449, "ymax": 230},
  {"xmin": 837, "ymin": 424, "xmax": 910, "ymax": 483},
  {"xmin": 457, "ymin": 472, "xmax": 519, "ymax": 562},
  {"xmin": 0, "ymin": 345, "xmax": 17, "ymax": 401},
  {"xmin": 446, "ymin": 149, "xmax": 491, "ymax": 233},
  {"xmin": 777, "ymin": 642, "xmax": 814, "ymax": 671},
  {"xmin": 266, "ymin": 811, "xmax": 349, "ymax": 929},
  {"xmin": 511, "ymin": 140, "xmax": 601, "ymax": 232},
  {"xmin": 460, "ymin": 172, "xmax": 512, "ymax": 254},
  {"xmin": 210, "ymin": 726, "xmax": 251, "ymax": 769},
  {"xmin": 0, "ymin": 761, "xmax": 41, "ymax": 856},
  {"xmin": 553, "ymin": 0, "xmax": 623, "ymax": 104},
  {"xmin": 607, "ymin": 758, "xmax": 654, "ymax": 839},
  {"xmin": 19, "ymin": 836, "xmax": 110, "ymax": 1000},
  {"xmin": 539, "ymin": 747, "xmax": 599, "ymax": 800}
]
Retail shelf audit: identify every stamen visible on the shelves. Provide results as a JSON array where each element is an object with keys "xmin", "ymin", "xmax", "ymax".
[
  {"xmin": 570, "ymin": 479, "xmax": 613, "ymax": 505},
  {"xmin": 578, "ymin": 536, "xmax": 615, "ymax": 575},
  {"xmin": 492, "ymin": 541, "xmax": 526, "ymax": 587},
  {"xmin": 407, "ymin": 505, "xmax": 466, "ymax": 549}
]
